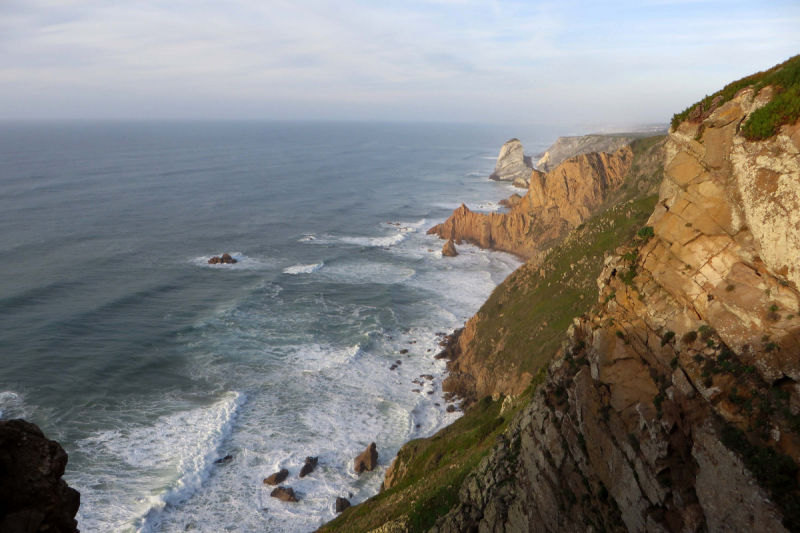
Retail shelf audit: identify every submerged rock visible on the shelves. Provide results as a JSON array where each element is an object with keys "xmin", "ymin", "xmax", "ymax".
[
  {"xmin": 270, "ymin": 486, "xmax": 298, "ymax": 502},
  {"xmin": 263, "ymin": 468, "xmax": 289, "ymax": 486},
  {"xmin": 298, "ymin": 456, "xmax": 318, "ymax": 478},
  {"xmin": 0, "ymin": 419, "xmax": 81, "ymax": 533},
  {"xmin": 354, "ymin": 443, "xmax": 378, "ymax": 474},
  {"xmin": 214, "ymin": 454, "xmax": 233, "ymax": 464}
]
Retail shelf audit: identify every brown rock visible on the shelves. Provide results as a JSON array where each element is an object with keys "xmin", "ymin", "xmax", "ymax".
[
  {"xmin": 208, "ymin": 256, "xmax": 221, "ymax": 264},
  {"xmin": 335, "ymin": 496, "xmax": 351, "ymax": 513},
  {"xmin": 354, "ymin": 443, "xmax": 378, "ymax": 474},
  {"xmin": 263, "ymin": 468, "xmax": 289, "ymax": 486},
  {"xmin": 270, "ymin": 486, "xmax": 298, "ymax": 502},
  {"xmin": 442, "ymin": 239, "xmax": 459, "ymax": 257},
  {"xmin": 298, "ymin": 456, "xmax": 318, "ymax": 478}
]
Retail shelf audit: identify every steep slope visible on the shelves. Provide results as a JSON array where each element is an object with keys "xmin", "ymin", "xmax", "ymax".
[
  {"xmin": 428, "ymin": 145, "xmax": 637, "ymax": 259},
  {"xmin": 431, "ymin": 62, "xmax": 800, "ymax": 533},
  {"xmin": 319, "ymin": 56, "xmax": 800, "ymax": 533}
]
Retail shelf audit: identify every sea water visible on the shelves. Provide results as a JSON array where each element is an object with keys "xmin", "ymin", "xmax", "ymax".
[{"xmin": 0, "ymin": 121, "xmax": 562, "ymax": 532}]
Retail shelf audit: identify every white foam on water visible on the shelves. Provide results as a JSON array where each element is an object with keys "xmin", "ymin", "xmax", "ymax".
[
  {"xmin": 72, "ymin": 392, "xmax": 244, "ymax": 533},
  {"xmin": 0, "ymin": 391, "xmax": 30, "ymax": 420},
  {"xmin": 283, "ymin": 262, "xmax": 325, "ymax": 275},
  {"xmin": 298, "ymin": 234, "xmax": 316, "ymax": 242},
  {"xmin": 319, "ymin": 261, "xmax": 415, "ymax": 285}
]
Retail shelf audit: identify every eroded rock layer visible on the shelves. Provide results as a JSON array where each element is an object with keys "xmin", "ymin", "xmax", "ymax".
[{"xmin": 428, "ymin": 146, "xmax": 634, "ymax": 259}]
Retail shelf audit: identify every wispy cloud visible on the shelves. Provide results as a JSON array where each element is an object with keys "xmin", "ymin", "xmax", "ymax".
[{"xmin": 0, "ymin": 0, "xmax": 798, "ymax": 124}]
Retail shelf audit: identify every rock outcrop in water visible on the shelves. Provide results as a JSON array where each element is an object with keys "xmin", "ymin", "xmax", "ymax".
[
  {"xmin": 299, "ymin": 456, "xmax": 319, "ymax": 478},
  {"xmin": 489, "ymin": 139, "xmax": 535, "ymax": 186},
  {"xmin": 354, "ymin": 443, "xmax": 378, "ymax": 474},
  {"xmin": 428, "ymin": 146, "xmax": 634, "ymax": 259},
  {"xmin": 0, "ymin": 419, "xmax": 80, "ymax": 533},
  {"xmin": 208, "ymin": 253, "xmax": 237, "ymax": 265},
  {"xmin": 536, "ymin": 134, "xmax": 636, "ymax": 172},
  {"xmin": 263, "ymin": 468, "xmax": 289, "ymax": 486},
  {"xmin": 441, "ymin": 240, "xmax": 459, "ymax": 257}
]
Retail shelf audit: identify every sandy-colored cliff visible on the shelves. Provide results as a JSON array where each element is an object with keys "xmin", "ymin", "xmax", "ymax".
[{"xmin": 428, "ymin": 146, "xmax": 635, "ymax": 259}]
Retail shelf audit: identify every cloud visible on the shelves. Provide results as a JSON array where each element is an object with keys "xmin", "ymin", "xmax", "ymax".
[{"xmin": 0, "ymin": 0, "xmax": 798, "ymax": 125}]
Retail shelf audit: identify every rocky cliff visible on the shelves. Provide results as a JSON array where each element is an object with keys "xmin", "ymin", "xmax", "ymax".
[
  {"xmin": 428, "ymin": 145, "xmax": 636, "ymax": 260},
  {"xmin": 319, "ymin": 56, "xmax": 800, "ymax": 533},
  {"xmin": 0, "ymin": 419, "xmax": 81, "ymax": 533},
  {"xmin": 430, "ymin": 68, "xmax": 800, "ymax": 533},
  {"xmin": 536, "ymin": 134, "xmax": 637, "ymax": 172}
]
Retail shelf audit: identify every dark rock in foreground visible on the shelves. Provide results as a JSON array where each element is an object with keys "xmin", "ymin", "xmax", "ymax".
[
  {"xmin": 263, "ymin": 468, "xmax": 289, "ymax": 486},
  {"xmin": 0, "ymin": 419, "xmax": 80, "ymax": 533},
  {"xmin": 299, "ymin": 456, "xmax": 318, "ymax": 478},
  {"xmin": 335, "ymin": 497, "xmax": 351, "ymax": 513},
  {"xmin": 354, "ymin": 443, "xmax": 378, "ymax": 474},
  {"xmin": 270, "ymin": 486, "xmax": 298, "ymax": 502}
]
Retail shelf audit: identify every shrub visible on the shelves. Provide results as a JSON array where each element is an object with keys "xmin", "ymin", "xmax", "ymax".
[
  {"xmin": 671, "ymin": 54, "xmax": 800, "ymax": 141},
  {"xmin": 683, "ymin": 330, "xmax": 698, "ymax": 344},
  {"xmin": 661, "ymin": 331, "xmax": 676, "ymax": 346},
  {"xmin": 637, "ymin": 226, "xmax": 655, "ymax": 239}
]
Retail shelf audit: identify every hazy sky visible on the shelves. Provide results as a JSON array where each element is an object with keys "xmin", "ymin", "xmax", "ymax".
[{"xmin": 2, "ymin": 0, "xmax": 798, "ymax": 126}]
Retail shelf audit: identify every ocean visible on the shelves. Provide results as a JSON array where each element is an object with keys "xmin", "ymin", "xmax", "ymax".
[{"xmin": 0, "ymin": 121, "xmax": 561, "ymax": 532}]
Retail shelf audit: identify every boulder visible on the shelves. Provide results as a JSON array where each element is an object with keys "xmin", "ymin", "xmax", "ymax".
[
  {"xmin": 0, "ymin": 419, "xmax": 80, "ymax": 533},
  {"xmin": 263, "ymin": 468, "xmax": 289, "ymax": 486},
  {"xmin": 298, "ymin": 456, "xmax": 318, "ymax": 478},
  {"xmin": 354, "ymin": 443, "xmax": 378, "ymax": 474},
  {"xmin": 399, "ymin": 349, "xmax": 408, "ymax": 354},
  {"xmin": 442, "ymin": 239, "xmax": 459, "ymax": 257},
  {"xmin": 270, "ymin": 486, "xmax": 298, "ymax": 502},
  {"xmin": 446, "ymin": 405, "xmax": 456, "ymax": 413},
  {"xmin": 208, "ymin": 254, "xmax": 237, "ymax": 265},
  {"xmin": 335, "ymin": 497, "xmax": 351, "ymax": 513},
  {"xmin": 214, "ymin": 454, "xmax": 233, "ymax": 464}
]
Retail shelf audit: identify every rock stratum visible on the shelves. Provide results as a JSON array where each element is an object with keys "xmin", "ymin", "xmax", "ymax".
[
  {"xmin": 0, "ymin": 419, "xmax": 80, "ymax": 533},
  {"xmin": 489, "ymin": 138, "xmax": 535, "ymax": 187},
  {"xmin": 536, "ymin": 134, "xmax": 637, "ymax": 173},
  {"xmin": 320, "ymin": 56, "xmax": 800, "ymax": 533},
  {"xmin": 428, "ymin": 145, "xmax": 637, "ymax": 260}
]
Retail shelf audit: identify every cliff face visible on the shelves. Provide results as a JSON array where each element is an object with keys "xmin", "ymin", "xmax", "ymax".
[
  {"xmin": 536, "ymin": 134, "xmax": 636, "ymax": 172},
  {"xmin": 490, "ymin": 138, "xmax": 534, "ymax": 186},
  {"xmin": 431, "ymin": 87, "xmax": 800, "ymax": 533},
  {"xmin": 428, "ymin": 146, "xmax": 635, "ymax": 260},
  {"xmin": 0, "ymin": 419, "xmax": 80, "ymax": 533},
  {"xmin": 320, "ymin": 59, "xmax": 800, "ymax": 533}
]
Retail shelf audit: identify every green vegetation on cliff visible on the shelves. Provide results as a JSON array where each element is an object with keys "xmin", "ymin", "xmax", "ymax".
[
  {"xmin": 317, "ymin": 381, "xmax": 540, "ymax": 533},
  {"xmin": 671, "ymin": 54, "xmax": 800, "ymax": 139},
  {"xmin": 318, "ymin": 136, "xmax": 666, "ymax": 533}
]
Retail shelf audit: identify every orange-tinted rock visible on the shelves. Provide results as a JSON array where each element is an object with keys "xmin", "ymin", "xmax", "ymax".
[{"xmin": 354, "ymin": 443, "xmax": 378, "ymax": 474}]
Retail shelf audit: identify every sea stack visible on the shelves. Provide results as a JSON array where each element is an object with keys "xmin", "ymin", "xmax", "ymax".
[
  {"xmin": 354, "ymin": 443, "xmax": 378, "ymax": 474},
  {"xmin": 489, "ymin": 138, "xmax": 534, "ymax": 186},
  {"xmin": 442, "ymin": 239, "xmax": 459, "ymax": 257}
]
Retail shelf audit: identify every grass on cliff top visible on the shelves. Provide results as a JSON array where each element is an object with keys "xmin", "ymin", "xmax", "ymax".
[
  {"xmin": 671, "ymin": 54, "xmax": 800, "ymax": 140},
  {"xmin": 469, "ymin": 193, "xmax": 658, "ymax": 380},
  {"xmin": 317, "ymin": 381, "xmax": 541, "ymax": 533}
]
